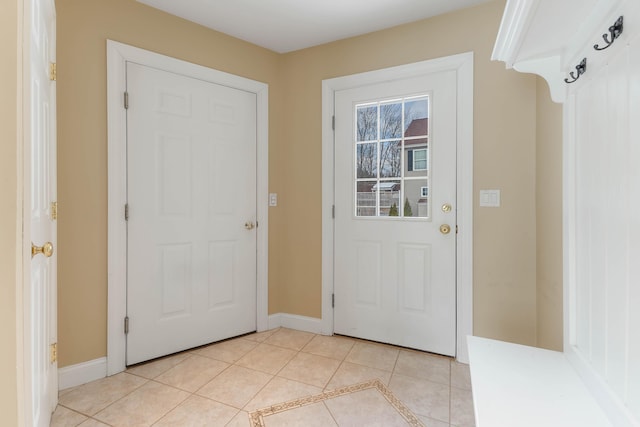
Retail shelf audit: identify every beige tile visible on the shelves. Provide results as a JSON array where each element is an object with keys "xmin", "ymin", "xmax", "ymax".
[
  {"xmin": 394, "ymin": 350, "xmax": 451, "ymax": 385},
  {"xmin": 389, "ymin": 373, "xmax": 450, "ymax": 423},
  {"xmin": 226, "ymin": 410, "xmax": 251, "ymax": 427},
  {"xmin": 235, "ymin": 343, "xmax": 297, "ymax": 374},
  {"xmin": 196, "ymin": 337, "xmax": 258, "ymax": 363},
  {"xmin": 450, "ymin": 386, "xmax": 475, "ymax": 427},
  {"xmin": 50, "ymin": 405, "xmax": 88, "ymax": 426},
  {"xmin": 278, "ymin": 352, "xmax": 341, "ymax": 388},
  {"xmin": 77, "ymin": 420, "xmax": 110, "ymax": 427},
  {"xmin": 58, "ymin": 372, "xmax": 147, "ymax": 416},
  {"xmin": 325, "ymin": 387, "xmax": 413, "ymax": 426},
  {"xmin": 325, "ymin": 361, "xmax": 392, "ymax": 390},
  {"xmin": 58, "ymin": 387, "xmax": 74, "ymax": 398},
  {"xmin": 197, "ymin": 365, "xmax": 273, "ymax": 409},
  {"xmin": 418, "ymin": 415, "xmax": 449, "ymax": 427},
  {"xmin": 126, "ymin": 352, "xmax": 191, "ymax": 379},
  {"xmin": 263, "ymin": 328, "xmax": 315, "ymax": 351},
  {"xmin": 302, "ymin": 335, "xmax": 355, "ymax": 360},
  {"xmin": 245, "ymin": 376, "xmax": 322, "ymax": 412},
  {"xmin": 243, "ymin": 328, "xmax": 280, "ymax": 343},
  {"xmin": 154, "ymin": 395, "xmax": 238, "ymax": 426},
  {"xmin": 154, "ymin": 354, "xmax": 229, "ymax": 392},
  {"xmin": 345, "ymin": 341, "xmax": 400, "ymax": 371},
  {"xmin": 93, "ymin": 380, "xmax": 188, "ymax": 426},
  {"xmin": 451, "ymin": 361, "xmax": 472, "ymax": 390},
  {"xmin": 262, "ymin": 402, "xmax": 338, "ymax": 427}
]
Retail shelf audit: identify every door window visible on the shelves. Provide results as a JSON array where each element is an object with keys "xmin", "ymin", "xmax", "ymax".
[{"xmin": 354, "ymin": 95, "xmax": 429, "ymax": 218}]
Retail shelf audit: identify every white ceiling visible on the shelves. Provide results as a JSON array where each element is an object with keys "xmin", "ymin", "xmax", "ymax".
[{"xmin": 137, "ymin": 0, "xmax": 493, "ymax": 53}]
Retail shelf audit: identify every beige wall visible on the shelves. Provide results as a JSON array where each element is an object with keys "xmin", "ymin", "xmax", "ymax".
[
  {"xmin": 535, "ymin": 77, "xmax": 563, "ymax": 351},
  {"xmin": 56, "ymin": 0, "xmax": 282, "ymax": 366},
  {"xmin": 1, "ymin": 0, "xmax": 21, "ymax": 424},
  {"xmin": 57, "ymin": 0, "xmax": 560, "ymax": 368}
]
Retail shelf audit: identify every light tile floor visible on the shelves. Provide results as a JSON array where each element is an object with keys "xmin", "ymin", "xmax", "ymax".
[{"xmin": 52, "ymin": 328, "xmax": 475, "ymax": 427}]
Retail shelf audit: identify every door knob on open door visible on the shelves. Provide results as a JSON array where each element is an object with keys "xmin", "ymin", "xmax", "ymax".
[
  {"xmin": 32, "ymin": 242, "xmax": 54, "ymax": 258},
  {"xmin": 439, "ymin": 224, "xmax": 451, "ymax": 235},
  {"xmin": 244, "ymin": 221, "xmax": 255, "ymax": 230}
]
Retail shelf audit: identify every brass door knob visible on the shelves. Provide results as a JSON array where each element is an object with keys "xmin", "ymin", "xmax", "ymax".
[
  {"xmin": 442, "ymin": 203, "xmax": 452, "ymax": 213},
  {"xmin": 32, "ymin": 242, "xmax": 54, "ymax": 258},
  {"xmin": 439, "ymin": 224, "xmax": 451, "ymax": 235},
  {"xmin": 244, "ymin": 222, "xmax": 255, "ymax": 230}
]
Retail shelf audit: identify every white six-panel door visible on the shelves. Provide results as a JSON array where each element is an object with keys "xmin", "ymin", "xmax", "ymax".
[
  {"xmin": 125, "ymin": 62, "xmax": 257, "ymax": 365},
  {"xmin": 334, "ymin": 70, "xmax": 457, "ymax": 356},
  {"xmin": 27, "ymin": 0, "xmax": 57, "ymax": 424}
]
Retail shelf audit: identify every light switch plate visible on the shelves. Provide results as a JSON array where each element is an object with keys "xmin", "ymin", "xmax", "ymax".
[
  {"xmin": 269, "ymin": 193, "xmax": 278, "ymax": 207},
  {"xmin": 479, "ymin": 190, "xmax": 500, "ymax": 207}
]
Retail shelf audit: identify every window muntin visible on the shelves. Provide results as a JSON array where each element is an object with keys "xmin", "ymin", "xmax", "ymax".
[{"xmin": 354, "ymin": 95, "xmax": 430, "ymax": 218}]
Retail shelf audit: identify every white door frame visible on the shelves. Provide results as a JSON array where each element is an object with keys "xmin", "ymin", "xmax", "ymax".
[
  {"xmin": 321, "ymin": 52, "xmax": 474, "ymax": 362},
  {"xmin": 106, "ymin": 40, "xmax": 269, "ymax": 375}
]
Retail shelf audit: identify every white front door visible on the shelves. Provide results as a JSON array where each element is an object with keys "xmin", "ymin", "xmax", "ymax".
[
  {"xmin": 125, "ymin": 63, "xmax": 257, "ymax": 365},
  {"xmin": 334, "ymin": 70, "xmax": 457, "ymax": 356},
  {"xmin": 27, "ymin": 0, "xmax": 57, "ymax": 424}
]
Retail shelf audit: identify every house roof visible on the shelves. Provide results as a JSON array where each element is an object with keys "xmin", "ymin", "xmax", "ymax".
[
  {"xmin": 404, "ymin": 118, "xmax": 428, "ymax": 137},
  {"xmin": 404, "ymin": 118, "xmax": 428, "ymax": 147}
]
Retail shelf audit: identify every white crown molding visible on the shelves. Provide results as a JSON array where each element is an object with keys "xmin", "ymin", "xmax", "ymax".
[
  {"xmin": 492, "ymin": 0, "xmax": 631, "ymax": 103},
  {"xmin": 491, "ymin": 0, "xmax": 539, "ymax": 68}
]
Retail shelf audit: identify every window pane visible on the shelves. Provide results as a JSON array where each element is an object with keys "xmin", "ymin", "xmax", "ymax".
[
  {"xmin": 380, "ymin": 103, "xmax": 402, "ymax": 139},
  {"xmin": 380, "ymin": 141, "xmax": 401, "ymax": 178},
  {"xmin": 356, "ymin": 181, "xmax": 377, "ymax": 217},
  {"xmin": 404, "ymin": 179, "xmax": 429, "ymax": 218},
  {"xmin": 353, "ymin": 95, "xmax": 430, "ymax": 220},
  {"xmin": 356, "ymin": 143, "xmax": 377, "ymax": 178},
  {"xmin": 378, "ymin": 181, "xmax": 401, "ymax": 216},
  {"xmin": 414, "ymin": 149, "xmax": 427, "ymax": 170},
  {"xmin": 406, "ymin": 145, "xmax": 428, "ymax": 177},
  {"xmin": 357, "ymin": 106, "xmax": 377, "ymax": 141},
  {"xmin": 404, "ymin": 98, "xmax": 429, "ymax": 135}
]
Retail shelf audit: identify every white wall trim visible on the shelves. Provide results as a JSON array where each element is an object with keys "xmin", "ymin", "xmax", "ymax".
[
  {"xmin": 268, "ymin": 313, "xmax": 324, "ymax": 334},
  {"xmin": 58, "ymin": 358, "xmax": 107, "ymax": 391},
  {"xmin": 106, "ymin": 40, "xmax": 269, "ymax": 376},
  {"xmin": 321, "ymin": 52, "xmax": 474, "ymax": 363}
]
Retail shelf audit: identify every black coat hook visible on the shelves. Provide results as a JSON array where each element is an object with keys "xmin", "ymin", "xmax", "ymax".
[
  {"xmin": 565, "ymin": 58, "xmax": 587, "ymax": 84},
  {"xmin": 594, "ymin": 16, "xmax": 623, "ymax": 50}
]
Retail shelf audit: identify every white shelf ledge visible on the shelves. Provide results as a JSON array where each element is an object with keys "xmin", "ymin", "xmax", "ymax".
[{"xmin": 468, "ymin": 336, "xmax": 612, "ymax": 427}]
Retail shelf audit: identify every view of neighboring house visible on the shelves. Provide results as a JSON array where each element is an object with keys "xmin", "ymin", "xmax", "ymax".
[{"xmin": 356, "ymin": 103, "xmax": 430, "ymax": 218}]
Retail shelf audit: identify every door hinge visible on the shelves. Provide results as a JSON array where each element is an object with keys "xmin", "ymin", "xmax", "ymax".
[
  {"xmin": 124, "ymin": 91, "xmax": 129, "ymax": 109},
  {"xmin": 332, "ymin": 115, "xmax": 335, "ymax": 131},
  {"xmin": 456, "ymin": 225, "xmax": 459, "ymax": 234},
  {"xmin": 49, "ymin": 63, "xmax": 57, "ymax": 81},
  {"xmin": 124, "ymin": 203, "xmax": 129, "ymax": 221},
  {"xmin": 332, "ymin": 293, "xmax": 335, "ymax": 308},
  {"xmin": 332, "ymin": 205, "xmax": 335, "ymax": 219},
  {"xmin": 51, "ymin": 201, "xmax": 58, "ymax": 221},
  {"xmin": 50, "ymin": 343, "xmax": 57, "ymax": 364},
  {"xmin": 124, "ymin": 316, "xmax": 129, "ymax": 334}
]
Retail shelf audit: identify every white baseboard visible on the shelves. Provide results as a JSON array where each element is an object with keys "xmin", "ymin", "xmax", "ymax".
[
  {"xmin": 59, "ymin": 314, "xmax": 324, "ymax": 391},
  {"xmin": 58, "ymin": 357, "xmax": 107, "ymax": 390},
  {"xmin": 268, "ymin": 313, "xmax": 325, "ymax": 334}
]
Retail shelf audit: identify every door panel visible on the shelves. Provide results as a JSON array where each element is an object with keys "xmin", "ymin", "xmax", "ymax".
[
  {"xmin": 126, "ymin": 63, "xmax": 257, "ymax": 365},
  {"xmin": 334, "ymin": 71, "xmax": 457, "ymax": 356}
]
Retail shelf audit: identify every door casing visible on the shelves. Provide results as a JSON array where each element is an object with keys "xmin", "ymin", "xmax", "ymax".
[
  {"xmin": 106, "ymin": 40, "xmax": 269, "ymax": 375},
  {"xmin": 321, "ymin": 52, "xmax": 474, "ymax": 362}
]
